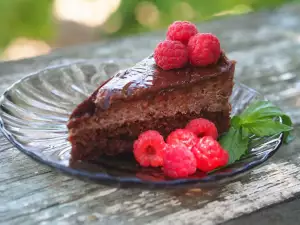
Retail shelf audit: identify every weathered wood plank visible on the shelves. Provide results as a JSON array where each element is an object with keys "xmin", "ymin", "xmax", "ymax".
[
  {"xmin": 1, "ymin": 3, "xmax": 300, "ymax": 225},
  {"xmin": 224, "ymin": 196, "xmax": 300, "ymax": 225}
]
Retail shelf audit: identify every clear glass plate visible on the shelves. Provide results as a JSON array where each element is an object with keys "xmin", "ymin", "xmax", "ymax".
[{"xmin": 0, "ymin": 60, "xmax": 283, "ymax": 188}]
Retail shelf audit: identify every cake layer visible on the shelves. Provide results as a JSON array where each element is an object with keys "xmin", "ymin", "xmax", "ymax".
[{"xmin": 70, "ymin": 110, "xmax": 230, "ymax": 161}]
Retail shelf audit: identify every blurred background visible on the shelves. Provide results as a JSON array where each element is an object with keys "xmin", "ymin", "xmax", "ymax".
[{"xmin": 0, "ymin": 0, "xmax": 297, "ymax": 61}]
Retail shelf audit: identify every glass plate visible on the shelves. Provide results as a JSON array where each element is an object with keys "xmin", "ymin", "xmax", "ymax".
[{"xmin": 0, "ymin": 60, "xmax": 283, "ymax": 188}]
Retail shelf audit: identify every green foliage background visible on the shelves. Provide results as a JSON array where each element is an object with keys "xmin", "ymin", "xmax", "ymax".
[
  {"xmin": 108, "ymin": 0, "xmax": 294, "ymax": 36},
  {"xmin": 0, "ymin": 0, "xmax": 53, "ymax": 49},
  {"xmin": 0, "ymin": 0, "xmax": 296, "ymax": 49}
]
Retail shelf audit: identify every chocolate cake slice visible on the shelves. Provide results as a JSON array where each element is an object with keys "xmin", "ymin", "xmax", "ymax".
[{"xmin": 68, "ymin": 53, "xmax": 235, "ymax": 161}]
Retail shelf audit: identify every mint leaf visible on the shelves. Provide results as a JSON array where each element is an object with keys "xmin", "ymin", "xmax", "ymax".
[
  {"xmin": 231, "ymin": 116, "xmax": 241, "ymax": 128},
  {"xmin": 219, "ymin": 100, "xmax": 294, "ymax": 165},
  {"xmin": 242, "ymin": 119, "xmax": 292, "ymax": 137},
  {"xmin": 281, "ymin": 114, "xmax": 292, "ymax": 126},
  {"xmin": 239, "ymin": 101, "xmax": 277, "ymax": 120},
  {"xmin": 241, "ymin": 127, "xmax": 249, "ymax": 139},
  {"xmin": 281, "ymin": 114, "xmax": 295, "ymax": 143},
  {"xmin": 219, "ymin": 127, "xmax": 249, "ymax": 164},
  {"xmin": 239, "ymin": 100, "xmax": 293, "ymax": 143},
  {"xmin": 240, "ymin": 101, "xmax": 284, "ymax": 123}
]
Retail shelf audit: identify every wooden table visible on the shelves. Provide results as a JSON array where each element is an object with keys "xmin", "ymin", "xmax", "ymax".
[{"xmin": 1, "ymin": 3, "xmax": 300, "ymax": 225}]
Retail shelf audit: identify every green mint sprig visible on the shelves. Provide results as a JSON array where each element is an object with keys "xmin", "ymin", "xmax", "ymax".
[{"xmin": 219, "ymin": 100, "xmax": 293, "ymax": 164}]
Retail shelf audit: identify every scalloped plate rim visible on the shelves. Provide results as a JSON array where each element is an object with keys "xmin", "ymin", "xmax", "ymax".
[{"xmin": 0, "ymin": 61, "xmax": 284, "ymax": 188}]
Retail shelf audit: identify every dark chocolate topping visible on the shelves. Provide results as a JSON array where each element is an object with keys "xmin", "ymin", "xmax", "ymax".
[
  {"xmin": 69, "ymin": 53, "xmax": 235, "ymax": 120},
  {"xmin": 95, "ymin": 53, "xmax": 234, "ymax": 110},
  {"xmin": 69, "ymin": 77, "xmax": 112, "ymax": 119}
]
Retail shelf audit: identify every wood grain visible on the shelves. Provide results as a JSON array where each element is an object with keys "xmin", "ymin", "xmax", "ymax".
[{"xmin": 1, "ymin": 3, "xmax": 300, "ymax": 225}]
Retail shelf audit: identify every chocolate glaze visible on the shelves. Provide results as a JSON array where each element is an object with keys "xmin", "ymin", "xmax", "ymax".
[
  {"xmin": 69, "ymin": 53, "xmax": 235, "ymax": 120},
  {"xmin": 69, "ymin": 77, "xmax": 112, "ymax": 119},
  {"xmin": 95, "ymin": 53, "xmax": 234, "ymax": 111}
]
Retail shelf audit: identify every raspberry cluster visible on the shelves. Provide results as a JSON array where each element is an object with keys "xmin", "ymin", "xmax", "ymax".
[
  {"xmin": 133, "ymin": 118, "xmax": 229, "ymax": 178},
  {"xmin": 154, "ymin": 21, "xmax": 221, "ymax": 70}
]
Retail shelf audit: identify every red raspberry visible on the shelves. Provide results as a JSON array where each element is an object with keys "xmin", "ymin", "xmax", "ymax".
[
  {"xmin": 185, "ymin": 118, "xmax": 218, "ymax": 139},
  {"xmin": 133, "ymin": 130, "xmax": 166, "ymax": 167},
  {"xmin": 154, "ymin": 40, "xmax": 188, "ymax": 70},
  {"xmin": 167, "ymin": 129, "xmax": 198, "ymax": 150},
  {"xmin": 163, "ymin": 144, "xmax": 197, "ymax": 178},
  {"xmin": 167, "ymin": 21, "xmax": 198, "ymax": 45},
  {"xmin": 188, "ymin": 33, "xmax": 221, "ymax": 66},
  {"xmin": 191, "ymin": 136, "xmax": 229, "ymax": 172}
]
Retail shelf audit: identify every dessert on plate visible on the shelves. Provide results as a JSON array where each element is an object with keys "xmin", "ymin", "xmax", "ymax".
[{"xmin": 67, "ymin": 21, "xmax": 236, "ymax": 162}]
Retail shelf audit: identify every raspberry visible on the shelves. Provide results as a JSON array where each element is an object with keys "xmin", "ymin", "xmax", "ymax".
[
  {"xmin": 133, "ymin": 130, "xmax": 166, "ymax": 167},
  {"xmin": 167, "ymin": 129, "xmax": 198, "ymax": 150},
  {"xmin": 154, "ymin": 40, "xmax": 188, "ymax": 70},
  {"xmin": 188, "ymin": 33, "xmax": 221, "ymax": 66},
  {"xmin": 163, "ymin": 144, "xmax": 197, "ymax": 178},
  {"xmin": 191, "ymin": 136, "xmax": 229, "ymax": 172},
  {"xmin": 185, "ymin": 118, "xmax": 218, "ymax": 139},
  {"xmin": 167, "ymin": 21, "xmax": 198, "ymax": 45}
]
